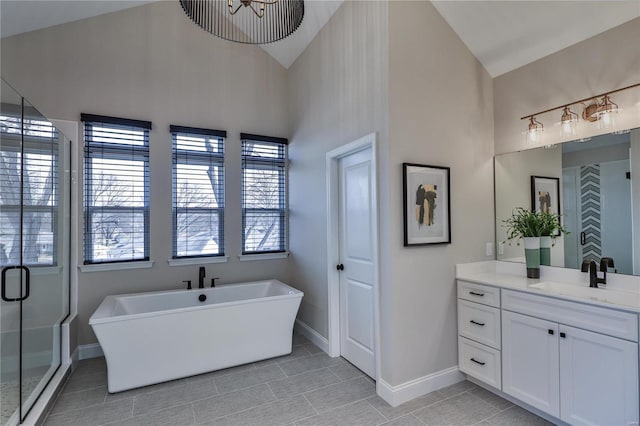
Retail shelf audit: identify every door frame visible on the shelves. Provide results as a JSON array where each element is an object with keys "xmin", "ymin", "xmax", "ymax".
[{"xmin": 325, "ymin": 132, "xmax": 380, "ymax": 381}]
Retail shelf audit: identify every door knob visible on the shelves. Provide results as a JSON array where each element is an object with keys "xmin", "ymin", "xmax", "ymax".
[{"xmin": 336, "ymin": 264, "xmax": 344, "ymax": 271}]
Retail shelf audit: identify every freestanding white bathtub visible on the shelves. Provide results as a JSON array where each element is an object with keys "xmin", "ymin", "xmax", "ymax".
[{"xmin": 89, "ymin": 279, "xmax": 303, "ymax": 392}]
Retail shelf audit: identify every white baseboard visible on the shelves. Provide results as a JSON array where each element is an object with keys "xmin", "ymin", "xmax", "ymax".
[
  {"xmin": 377, "ymin": 366, "xmax": 465, "ymax": 407},
  {"xmin": 294, "ymin": 319, "xmax": 330, "ymax": 354},
  {"xmin": 78, "ymin": 343, "xmax": 103, "ymax": 360}
]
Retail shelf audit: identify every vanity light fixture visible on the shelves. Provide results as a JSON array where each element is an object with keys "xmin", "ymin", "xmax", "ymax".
[
  {"xmin": 526, "ymin": 116, "xmax": 544, "ymax": 144},
  {"xmin": 560, "ymin": 106, "xmax": 578, "ymax": 137},
  {"xmin": 521, "ymin": 83, "xmax": 640, "ymax": 139}
]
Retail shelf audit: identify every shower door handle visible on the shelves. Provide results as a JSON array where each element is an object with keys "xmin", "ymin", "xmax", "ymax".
[
  {"xmin": 580, "ymin": 232, "xmax": 586, "ymax": 245},
  {"xmin": 1, "ymin": 265, "xmax": 30, "ymax": 302}
]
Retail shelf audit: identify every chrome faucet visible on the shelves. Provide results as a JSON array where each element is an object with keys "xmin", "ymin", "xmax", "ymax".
[
  {"xmin": 581, "ymin": 258, "xmax": 614, "ymax": 288},
  {"xmin": 198, "ymin": 266, "xmax": 206, "ymax": 289}
]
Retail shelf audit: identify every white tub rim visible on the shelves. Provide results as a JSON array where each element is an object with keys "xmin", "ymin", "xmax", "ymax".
[{"xmin": 89, "ymin": 279, "xmax": 302, "ymax": 326}]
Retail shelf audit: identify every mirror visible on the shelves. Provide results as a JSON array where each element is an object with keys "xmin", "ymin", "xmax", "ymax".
[{"xmin": 495, "ymin": 128, "xmax": 640, "ymax": 275}]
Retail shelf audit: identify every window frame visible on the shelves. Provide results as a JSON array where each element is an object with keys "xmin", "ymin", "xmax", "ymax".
[
  {"xmin": 170, "ymin": 125, "xmax": 226, "ymax": 259},
  {"xmin": 241, "ymin": 133, "xmax": 288, "ymax": 255},
  {"xmin": 82, "ymin": 114, "xmax": 151, "ymax": 265}
]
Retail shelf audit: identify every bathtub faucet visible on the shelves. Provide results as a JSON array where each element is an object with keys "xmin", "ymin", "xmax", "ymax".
[{"xmin": 199, "ymin": 266, "xmax": 206, "ymax": 289}]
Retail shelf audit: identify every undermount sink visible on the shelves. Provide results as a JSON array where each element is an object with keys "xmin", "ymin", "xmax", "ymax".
[{"xmin": 528, "ymin": 281, "xmax": 640, "ymax": 307}]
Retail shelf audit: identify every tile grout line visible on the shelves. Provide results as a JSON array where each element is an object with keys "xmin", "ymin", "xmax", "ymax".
[
  {"xmin": 363, "ymin": 397, "xmax": 392, "ymax": 422},
  {"xmin": 410, "ymin": 412, "xmax": 427, "ymax": 425},
  {"xmin": 299, "ymin": 376, "xmax": 366, "ymax": 399},
  {"xmin": 190, "ymin": 403, "xmax": 197, "ymax": 425}
]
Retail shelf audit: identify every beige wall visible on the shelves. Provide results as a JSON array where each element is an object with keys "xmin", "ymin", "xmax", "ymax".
[
  {"xmin": 494, "ymin": 18, "xmax": 640, "ymax": 155},
  {"xmin": 286, "ymin": 0, "xmax": 389, "ymax": 338},
  {"xmin": 1, "ymin": 1, "xmax": 290, "ymax": 345},
  {"xmin": 386, "ymin": 1, "xmax": 494, "ymax": 385},
  {"xmin": 287, "ymin": 0, "xmax": 494, "ymax": 387}
]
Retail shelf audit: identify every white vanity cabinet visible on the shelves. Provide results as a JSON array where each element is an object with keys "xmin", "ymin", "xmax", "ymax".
[
  {"xmin": 457, "ymin": 281, "xmax": 502, "ymax": 389},
  {"xmin": 501, "ymin": 289, "xmax": 639, "ymax": 426},
  {"xmin": 502, "ymin": 310, "xmax": 560, "ymax": 417}
]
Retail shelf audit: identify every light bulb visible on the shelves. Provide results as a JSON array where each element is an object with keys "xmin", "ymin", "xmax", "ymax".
[
  {"xmin": 526, "ymin": 116, "xmax": 543, "ymax": 144},
  {"xmin": 560, "ymin": 106, "xmax": 578, "ymax": 138}
]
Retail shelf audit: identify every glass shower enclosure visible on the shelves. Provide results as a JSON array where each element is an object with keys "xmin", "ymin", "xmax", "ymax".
[{"xmin": 0, "ymin": 79, "xmax": 71, "ymax": 425}]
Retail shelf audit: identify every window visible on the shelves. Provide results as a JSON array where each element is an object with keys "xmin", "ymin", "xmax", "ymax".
[
  {"xmin": 241, "ymin": 133, "xmax": 288, "ymax": 254},
  {"xmin": 0, "ymin": 108, "xmax": 59, "ymax": 267},
  {"xmin": 171, "ymin": 125, "xmax": 226, "ymax": 258},
  {"xmin": 82, "ymin": 114, "xmax": 151, "ymax": 264}
]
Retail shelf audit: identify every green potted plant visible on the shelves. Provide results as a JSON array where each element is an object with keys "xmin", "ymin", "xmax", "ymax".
[
  {"xmin": 503, "ymin": 207, "xmax": 544, "ymax": 278},
  {"xmin": 538, "ymin": 211, "xmax": 569, "ymax": 266}
]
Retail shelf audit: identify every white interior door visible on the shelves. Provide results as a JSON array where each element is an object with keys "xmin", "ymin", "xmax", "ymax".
[{"xmin": 337, "ymin": 147, "xmax": 375, "ymax": 378}]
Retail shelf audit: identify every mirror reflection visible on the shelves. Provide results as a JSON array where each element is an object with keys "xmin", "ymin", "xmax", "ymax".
[{"xmin": 495, "ymin": 128, "xmax": 640, "ymax": 276}]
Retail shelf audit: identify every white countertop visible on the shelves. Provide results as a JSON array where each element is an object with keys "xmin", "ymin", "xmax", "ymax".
[{"xmin": 457, "ymin": 261, "xmax": 640, "ymax": 313}]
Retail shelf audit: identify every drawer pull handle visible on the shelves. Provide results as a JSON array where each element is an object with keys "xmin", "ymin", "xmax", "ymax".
[
  {"xmin": 470, "ymin": 358, "xmax": 486, "ymax": 366},
  {"xmin": 548, "ymin": 329, "xmax": 554, "ymax": 335},
  {"xmin": 470, "ymin": 320, "xmax": 485, "ymax": 326},
  {"xmin": 469, "ymin": 291, "xmax": 485, "ymax": 297},
  {"xmin": 560, "ymin": 332, "xmax": 566, "ymax": 339}
]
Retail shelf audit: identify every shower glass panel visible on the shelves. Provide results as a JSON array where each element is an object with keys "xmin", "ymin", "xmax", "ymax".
[
  {"xmin": 1, "ymin": 79, "xmax": 23, "ymax": 426},
  {"xmin": 0, "ymin": 79, "xmax": 70, "ymax": 425}
]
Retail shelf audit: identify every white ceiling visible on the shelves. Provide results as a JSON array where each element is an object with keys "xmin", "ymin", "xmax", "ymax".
[
  {"xmin": 431, "ymin": 0, "xmax": 640, "ymax": 77},
  {"xmin": 1, "ymin": 1, "xmax": 639, "ymax": 74}
]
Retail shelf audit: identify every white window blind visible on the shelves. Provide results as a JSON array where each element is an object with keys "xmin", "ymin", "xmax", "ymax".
[
  {"xmin": 171, "ymin": 125, "xmax": 226, "ymax": 258},
  {"xmin": 0, "ymin": 105, "xmax": 59, "ymax": 267},
  {"xmin": 241, "ymin": 133, "xmax": 288, "ymax": 254},
  {"xmin": 82, "ymin": 114, "xmax": 151, "ymax": 264}
]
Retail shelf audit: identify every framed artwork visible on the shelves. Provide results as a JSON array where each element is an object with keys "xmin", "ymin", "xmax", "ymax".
[
  {"xmin": 531, "ymin": 175, "xmax": 560, "ymax": 216},
  {"xmin": 403, "ymin": 163, "xmax": 451, "ymax": 246}
]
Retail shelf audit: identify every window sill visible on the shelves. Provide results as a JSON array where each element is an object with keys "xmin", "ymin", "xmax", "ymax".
[
  {"xmin": 168, "ymin": 256, "xmax": 229, "ymax": 267},
  {"xmin": 78, "ymin": 261, "xmax": 154, "ymax": 273},
  {"xmin": 238, "ymin": 252, "xmax": 289, "ymax": 262}
]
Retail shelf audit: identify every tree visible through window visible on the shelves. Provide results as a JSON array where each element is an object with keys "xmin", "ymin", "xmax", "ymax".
[
  {"xmin": 241, "ymin": 134, "xmax": 288, "ymax": 254},
  {"xmin": 171, "ymin": 126, "xmax": 225, "ymax": 258},
  {"xmin": 82, "ymin": 114, "xmax": 151, "ymax": 264},
  {"xmin": 0, "ymin": 113, "xmax": 58, "ymax": 267}
]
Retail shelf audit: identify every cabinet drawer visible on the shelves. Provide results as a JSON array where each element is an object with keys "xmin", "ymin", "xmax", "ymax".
[
  {"xmin": 458, "ymin": 300, "xmax": 501, "ymax": 349},
  {"xmin": 458, "ymin": 281, "xmax": 500, "ymax": 308},
  {"xmin": 459, "ymin": 337, "xmax": 501, "ymax": 389},
  {"xmin": 502, "ymin": 289, "xmax": 638, "ymax": 342}
]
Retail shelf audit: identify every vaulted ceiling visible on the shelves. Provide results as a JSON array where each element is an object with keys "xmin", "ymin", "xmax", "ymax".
[{"xmin": 1, "ymin": 1, "xmax": 639, "ymax": 75}]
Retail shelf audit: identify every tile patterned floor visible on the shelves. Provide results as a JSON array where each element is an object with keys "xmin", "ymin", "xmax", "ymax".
[{"xmin": 43, "ymin": 334, "xmax": 553, "ymax": 425}]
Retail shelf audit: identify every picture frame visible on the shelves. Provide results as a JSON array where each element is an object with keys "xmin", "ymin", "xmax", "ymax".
[
  {"xmin": 531, "ymin": 175, "xmax": 560, "ymax": 216},
  {"xmin": 403, "ymin": 163, "xmax": 451, "ymax": 246}
]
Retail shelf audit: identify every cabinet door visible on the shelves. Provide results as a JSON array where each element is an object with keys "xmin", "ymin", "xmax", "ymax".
[
  {"xmin": 502, "ymin": 310, "xmax": 560, "ymax": 417},
  {"xmin": 559, "ymin": 325, "xmax": 639, "ymax": 426}
]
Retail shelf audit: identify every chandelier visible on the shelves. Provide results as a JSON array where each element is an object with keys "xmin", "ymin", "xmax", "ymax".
[{"xmin": 179, "ymin": 0, "xmax": 305, "ymax": 44}]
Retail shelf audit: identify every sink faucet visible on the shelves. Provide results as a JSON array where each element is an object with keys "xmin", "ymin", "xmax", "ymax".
[
  {"xmin": 600, "ymin": 257, "xmax": 615, "ymax": 274},
  {"xmin": 581, "ymin": 259, "xmax": 612, "ymax": 288},
  {"xmin": 199, "ymin": 266, "xmax": 206, "ymax": 289}
]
